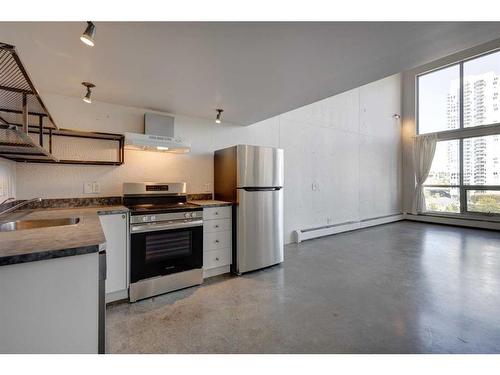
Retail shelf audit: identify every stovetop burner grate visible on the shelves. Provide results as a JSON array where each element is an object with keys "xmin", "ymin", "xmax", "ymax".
[{"xmin": 122, "ymin": 183, "xmax": 202, "ymax": 214}]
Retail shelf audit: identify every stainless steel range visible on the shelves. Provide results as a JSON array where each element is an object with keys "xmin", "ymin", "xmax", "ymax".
[{"xmin": 123, "ymin": 182, "xmax": 203, "ymax": 302}]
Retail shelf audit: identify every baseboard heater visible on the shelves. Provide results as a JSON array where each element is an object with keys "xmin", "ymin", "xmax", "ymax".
[
  {"xmin": 405, "ymin": 213, "xmax": 500, "ymax": 231},
  {"xmin": 294, "ymin": 213, "xmax": 404, "ymax": 243}
]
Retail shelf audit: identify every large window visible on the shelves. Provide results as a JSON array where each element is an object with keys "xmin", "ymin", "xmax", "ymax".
[
  {"xmin": 418, "ymin": 49, "xmax": 500, "ymax": 216},
  {"xmin": 418, "ymin": 65, "xmax": 460, "ymax": 134}
]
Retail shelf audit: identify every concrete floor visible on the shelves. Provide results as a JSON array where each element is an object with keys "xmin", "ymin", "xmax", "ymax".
[{"xmin": 106, "ymin": 221, "xmax": 500, "ymax": 353}]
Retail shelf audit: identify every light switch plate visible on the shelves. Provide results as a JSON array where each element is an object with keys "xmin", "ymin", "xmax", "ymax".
[
  {"xmin": 83, "ymin": 182, "xmax": 93, "ymax": 194},
  {"xmin": 92, "ymin": 182, "xmax": 100, "ymax": 194}
]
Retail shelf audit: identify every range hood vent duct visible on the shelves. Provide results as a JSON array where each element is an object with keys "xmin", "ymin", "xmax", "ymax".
[{"xmin": 124, "ymin": 113, "xmax": 190, "ymax": 153}]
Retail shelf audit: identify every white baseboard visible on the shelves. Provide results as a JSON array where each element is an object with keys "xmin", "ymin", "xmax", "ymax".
[
  {"xmin": 294, "ymin": 214, "xmax": 404, "ymax": 243},
  {"xmin": 203, "ymin": 265, "xmax": 230, "ymax": 279},
  {"xmin": 405, "ymin": 213, "xmax": 500, "ymax": 231}
]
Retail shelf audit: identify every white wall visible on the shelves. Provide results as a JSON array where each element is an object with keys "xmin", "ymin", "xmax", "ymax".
[
  {"xmin": 15, "ymin": 74, "xmax": 402, "ymax": 244},
  {"xmin": 277, "ymin": 75, "xmax": 402, "ymax": 240},
  {"xmin": 0, "ymin": 158, "xmax": 16, "ymax": 200},
  {"xmin": 15, "ymin": 95, "xmax": 278, "ymax": 199}
]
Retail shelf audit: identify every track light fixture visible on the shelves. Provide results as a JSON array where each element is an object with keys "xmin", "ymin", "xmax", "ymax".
[
  {"xmin": 82, "ymin": 82, "xmax": 95, "ymax": 104},
  {"xmin": 215, "ymin": 109, "xmax": 224, "ymax": 124},
  {"xmin": 80, "ymin": 21, "xmax": 96, "ymax": 47}
]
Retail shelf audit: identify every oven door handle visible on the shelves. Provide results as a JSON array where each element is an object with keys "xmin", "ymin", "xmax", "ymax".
[{"xmin": 130, "ymin": 219, "xmax": 203, "ymax": 233}]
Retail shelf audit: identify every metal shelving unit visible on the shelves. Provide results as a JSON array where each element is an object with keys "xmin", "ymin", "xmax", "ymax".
[
  {"xmin": 0, "ymin": 42, "xmax": 124, "ymax": 165},
  {"xmin": 20, "ymin": 126, "xmax": 125, "ymax": 165},
  {"xmin": 0, "ymin": 42, "xmax": 59, "ymax": 162}
]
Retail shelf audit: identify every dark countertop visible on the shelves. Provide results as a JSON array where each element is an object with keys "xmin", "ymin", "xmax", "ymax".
[
  {"xmin": 96, "ymin": 206, "xmax": 129, "ymax": 215},
  {"xmin": 0, "ymin": 206, "xmax": 128, "ymax": 267},
  {"xmin": 189, "ymin": 200, "xmax": 233, "ymax": 208}
]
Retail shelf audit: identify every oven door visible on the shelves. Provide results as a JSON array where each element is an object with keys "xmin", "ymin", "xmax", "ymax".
[{"xmin": 130, "ymin": 219, "xmax": 203, "ymax": 283}]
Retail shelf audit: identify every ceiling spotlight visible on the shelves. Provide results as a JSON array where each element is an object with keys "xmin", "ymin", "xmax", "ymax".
[
  {"xmin": 80, "ymin": 21, "xmax": 96, "ymax": 47},
  {"xmin": 215, "ymin": 109, "xmax": 224, "ymax": 124},
  {"xmin": 82, "ymin": 82, "xmax": 95, "ymax": 104}
]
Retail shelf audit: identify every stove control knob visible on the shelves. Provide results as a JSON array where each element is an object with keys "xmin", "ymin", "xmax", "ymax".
[
  {"xmin": 142, "ymin": 216, "xmax": 148, "ymax": 222},
  {"xmin": 150, "ymin": 215, "xmax": 156, "ymax": 221},
  {"xmin": 184, "ymin": 212, "xmax": 190, "ymax": 218}
]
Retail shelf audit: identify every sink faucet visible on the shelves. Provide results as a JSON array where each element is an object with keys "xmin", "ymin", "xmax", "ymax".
[
  {"xmin": 0, "ymin": 197, "xmax": 15, "ymax": 205},
  {"xmin": 0, "ymin": 197, "xmax": 42, "ymax": 217}
]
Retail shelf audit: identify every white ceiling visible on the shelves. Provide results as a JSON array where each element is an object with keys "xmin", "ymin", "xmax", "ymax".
[{"xmin": 0, "ymin": 22, "xmax": 499, "ymax": 125}]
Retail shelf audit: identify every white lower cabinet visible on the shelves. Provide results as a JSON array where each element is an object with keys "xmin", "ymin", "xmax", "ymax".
[
  {"xmin": 204, "ymin": 247, "xmax": 232, "ymax": 269},
  {"xmin": 99, "ymin": 212, "xmax": 128, "ymax": 302},
  {"xmin": 203, "ymin": 206, "xmax": 232, "ymax": 278},
  {"xmin": 0, "ymin": 253, "xmax": 99, "ymax": 353},
  {"xmin": 204, "ymin": 231, "xmax": 232, "ymax": 251}
]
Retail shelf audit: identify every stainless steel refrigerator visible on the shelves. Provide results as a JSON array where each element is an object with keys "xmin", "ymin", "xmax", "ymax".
[{"xmin": 214, "ymin": 145, "xmax": 284, "ymax": 274}]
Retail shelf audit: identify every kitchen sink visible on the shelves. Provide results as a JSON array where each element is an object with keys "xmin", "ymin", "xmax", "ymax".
[{"xmin": 0, "ymin": 217, "xmax": 80, "ymax": 232}]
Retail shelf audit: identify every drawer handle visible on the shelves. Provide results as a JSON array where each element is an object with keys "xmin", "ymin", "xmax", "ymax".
[
  {"xmin": 215, "ymin": 257, "xmax": 219, "ymax": 261},
  {"xmin": 215, "ymin": 239, "xmax": 219, "ymax": 243},
  {"xmin": 215, "ymin": 225, "xmax": 219, "ymax": 228}
]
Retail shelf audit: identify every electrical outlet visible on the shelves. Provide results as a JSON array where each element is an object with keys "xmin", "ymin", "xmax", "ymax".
[
  {"xmin": 204, "ymin": 182, "xmax": 211, "ymax": 192},
  {"xmin": 312, "ymin": 182, "xmax": 319, "ymax": 191},
  {"xmin": 92, "ymin": 182, "xmax": 100, "ymax": 194},
  {"xmin": 0, "ymin": 183, "xmax": 4, "ymax": 197},
  {"xmin": 326, "ymin": 217, "xmax": 332, "ymax": 225},
  {"xmin": 83, "ymin": 182, "xmax": 93, "ymax": 194}
]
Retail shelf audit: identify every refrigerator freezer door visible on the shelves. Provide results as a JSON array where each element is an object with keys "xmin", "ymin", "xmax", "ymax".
[
  {"xmin": 237, "ymin": 145, "xmax": 284, "ymax": 188},
  {"xmin": 236, "ymin": 188, "xmax": 284, "ymax": 274}
]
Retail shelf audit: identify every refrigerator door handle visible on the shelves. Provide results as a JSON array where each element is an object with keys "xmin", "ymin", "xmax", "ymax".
[{"xmin": 238, "ymin": 187, "xmax": 282, "ymax": 192}]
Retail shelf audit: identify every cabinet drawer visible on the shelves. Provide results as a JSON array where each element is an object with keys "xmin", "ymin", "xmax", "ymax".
[
  {"xmin": 203, "ymin": 230, "xmax": 231, "ymax": 251},
  {"xmin": 204, "ymin": 248, "xmax": 231, "ymax": 269},
  {"xmin": 204, "ymin": 206, "xmax": 232, "ymax": 220},
  {"xmin": 204, "ymin": 218, "xmax": 231, "ymax": 233}
]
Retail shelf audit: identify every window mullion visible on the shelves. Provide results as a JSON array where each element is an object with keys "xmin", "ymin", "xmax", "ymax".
[
  {"xmin": 459, "ymin": 62, "xmax": 465, "ymax": 214},
  {"xmin": 459, "ymin": 61, "xmax": 464, "ymax": 130}
]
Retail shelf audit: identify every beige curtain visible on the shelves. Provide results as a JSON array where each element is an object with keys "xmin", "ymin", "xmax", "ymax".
[{"xmin": 412, "ymin": 134, "xmax": 437, "ymax": 214}]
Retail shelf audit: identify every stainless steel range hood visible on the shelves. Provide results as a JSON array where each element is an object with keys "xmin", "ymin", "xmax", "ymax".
[{"xmin": 124, "ymin": 113, "xmax": 190, "ymax": 154}]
